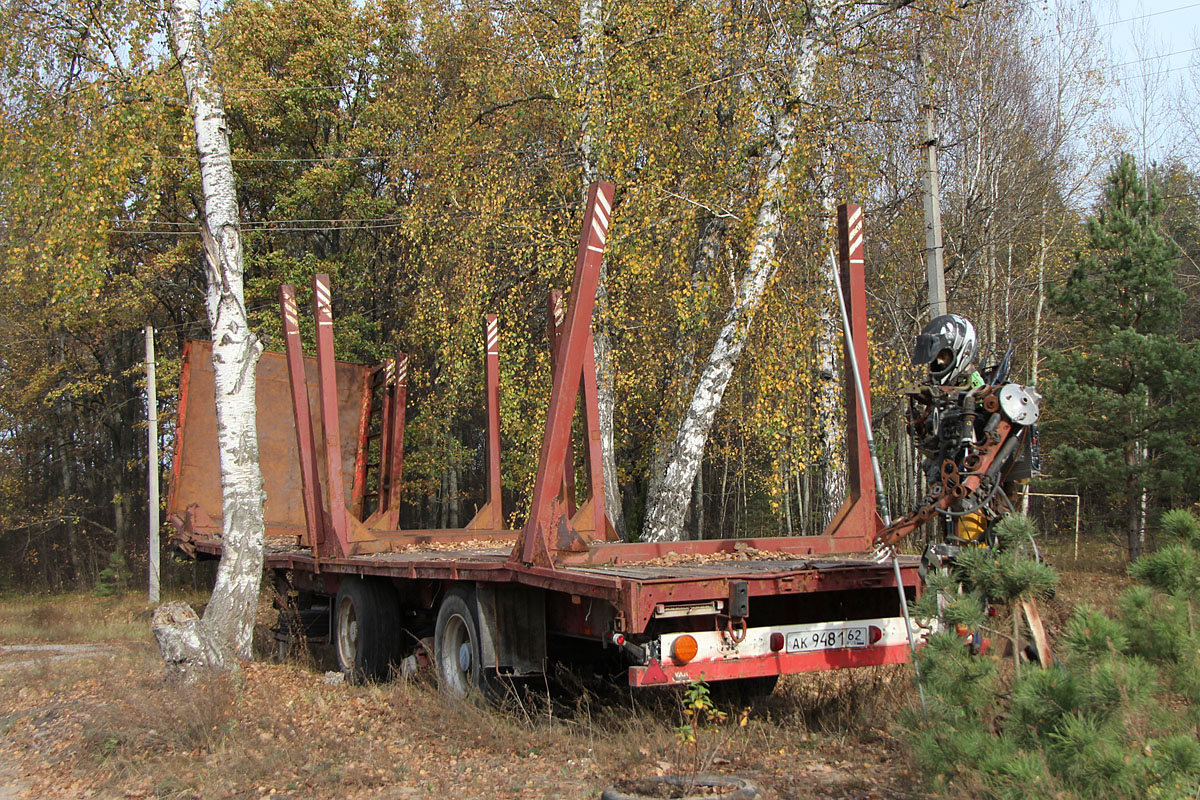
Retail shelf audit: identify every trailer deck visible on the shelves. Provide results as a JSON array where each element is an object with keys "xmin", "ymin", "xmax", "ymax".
[{"xmin": 169, "ymin": 185, "xmax": 922, "ymax": 693}]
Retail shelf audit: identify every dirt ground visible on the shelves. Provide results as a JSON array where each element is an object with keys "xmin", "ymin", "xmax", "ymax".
[{"xmin": 0, "ymin": 536, "xmax": 1117, "ymax": 800}]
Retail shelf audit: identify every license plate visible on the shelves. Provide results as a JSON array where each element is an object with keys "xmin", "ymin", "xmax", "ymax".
[{"xmin": 786, "ymin": 626, "xmax": 868, "ymax": 652}]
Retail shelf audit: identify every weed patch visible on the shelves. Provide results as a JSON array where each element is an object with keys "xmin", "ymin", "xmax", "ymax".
[{"xmin": 0, "ymin": 590, "xmax": 208, "ymax": 643}]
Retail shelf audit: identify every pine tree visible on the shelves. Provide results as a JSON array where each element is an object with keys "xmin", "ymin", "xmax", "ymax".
[
  {"xmin": 902, "ymin": 511, "xmax": 1200, "ymax": 799},
  {"xmin": 1044, "ymin": 154, "xmax": 1200, "ymax": 561}
]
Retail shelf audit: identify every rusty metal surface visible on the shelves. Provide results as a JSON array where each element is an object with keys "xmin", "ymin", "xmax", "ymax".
[
  {"xmin": 564, "ymin": 556, "xmax": 900, "ymax": 582},
  {"xmin": 279, "ymin": 285, "xmax": 328, "ymax": 550},
  {"xmin": 167, "ymin": 338, "xmax": 370, "ymax": 539},
  {"xmin": 312, "ymin": 273, "xmax": 353, "ymax": 555},
  {"xmin": 828, "ymin": 203, "xmax": 877, "ymax": 548},
  {"xmin": 466, "ymin": 315, "xmax": 505, "ymax": 530},
  {"xmin": 256, "ymin": 540, "xmax": 911, "ymax": 584},
  {"xmin": 515, "ymin": 181, "xmax": 615, "ymax": 566}
]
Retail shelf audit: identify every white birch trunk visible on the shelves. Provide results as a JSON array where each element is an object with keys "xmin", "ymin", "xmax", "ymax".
[
  {"xmin": 814, "ymin": 147, "xmax": 846, "ymax": 527},
  {"xmin": 578, "ymin": 0, "xmax": 626, "ymax": 539},
  {"xmin": 154, "ymin": 0, "xmax": 266, "ymax": 674},
  {"xmin": 641, "ymin": 24, "xmax": 825, "ymax": 542},
  {"xmin": 1030, "ymin": 201, "xmax": 1048, "ymax": 386}
]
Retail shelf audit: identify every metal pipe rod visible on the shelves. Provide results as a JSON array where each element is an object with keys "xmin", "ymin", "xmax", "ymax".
[
  {"xmin": 146, "ymin": 325, "xmax": 160, "ymax": 605},
  {"xmin": 829, "ymin": 248, "xmax": 927, "ymax": 718}
]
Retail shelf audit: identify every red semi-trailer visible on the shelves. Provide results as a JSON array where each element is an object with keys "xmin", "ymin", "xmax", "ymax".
[{"xmin": 168, "ymin": 183, "xmax": 922, "ymax": 697}]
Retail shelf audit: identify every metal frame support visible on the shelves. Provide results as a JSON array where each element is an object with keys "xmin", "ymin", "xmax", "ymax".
[
  {"xmin": 467, "ymin": 314, "xmax": 505, "ymax": 530},
  {"xmin": 312, "ymin": 273, "xmax": 351, "ymax": 557},
  {"xmin": 547, "ymin": 289, "xmax": 614, "ymax": 543},
  {"xmin": 512, "ymin": 181, "xmax": 615, "ymax": 567},
  {"xmin": 351, "ymin": 369, "xmax": 374, "ymax": 520},
  {"xmin": 279, "ymin": 284, "xmax": 328, "ymax": 562},
  {"xmin": 377, "ymin": 352, "xmax": 408, "ymax": 528},
  {"xmin": 547, "ymin": 291, "xmax": 576, "ymax": 516},
  {"xmin": 576, "ymin": 325, "xmax": 610, "ymax": 541},
  {"xmin": 819, "ymin": 204, "xmax": 880, "ymax": 547}
]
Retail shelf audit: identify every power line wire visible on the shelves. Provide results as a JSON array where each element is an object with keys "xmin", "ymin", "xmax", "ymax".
[
  {"xmin": 1110, "ymin": 44, "xmax": 1200, "ymax": 71},
  {"xmin": 1054, "ymin": 1, "xmax": 1200, "ymax": 37}
]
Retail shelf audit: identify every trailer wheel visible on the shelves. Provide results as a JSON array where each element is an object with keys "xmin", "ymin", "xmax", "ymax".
[
  {"xmin": 334, "ymin": 578, "xmax": 399, "ymax": 683},
  {"xmin": 435, "ymin": 586, "xmax": 488, "ymax": 699}
]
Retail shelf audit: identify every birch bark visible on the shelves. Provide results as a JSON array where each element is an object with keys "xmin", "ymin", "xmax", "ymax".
[
  {"xmin": 578, "ymin": 0, "xmax": 627, "ymax": 539},
  {"xmin": 814, "ymin": 148, "xmax": 846, "ymax": 527},
  {"xmin": 641, "ymin": 14, "xmax": 826, "ymax": 542},
  {"xmin": 645, "ymin": 5, "xmax": 739, "ymax": 529},
  {"xmin": 645, "ymin": 214, "xmax": 727, "ymax": 525},
  {"xmin": 153, "ymin": 0, "xmax": 266, "ymax": 674}
]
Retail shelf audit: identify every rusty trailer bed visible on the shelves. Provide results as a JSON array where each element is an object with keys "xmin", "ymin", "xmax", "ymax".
[{"xmin": 170, "ymin": 190, "xmax": 922, "ymax": 689}]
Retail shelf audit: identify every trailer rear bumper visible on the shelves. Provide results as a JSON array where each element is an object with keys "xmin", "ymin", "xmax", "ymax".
[
  {"xmin": 628, "ymin": 642, "xmax": 911, "ymax": 686},
  {"xmin": 627, "ymin": 617, "xmax": 917, "ymax": 686}
]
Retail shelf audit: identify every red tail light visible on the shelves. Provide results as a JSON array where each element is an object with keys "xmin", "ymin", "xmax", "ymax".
[
  {"xmin": 869, "ymin": 625, "xmax": 883, "ymax": 644},
  {"xmin": 769, "ymin": 632, "xmax": 785, "ymax": 652}
]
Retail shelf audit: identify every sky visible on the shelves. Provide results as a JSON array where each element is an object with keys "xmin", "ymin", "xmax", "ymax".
[
  {"xmin": 1100, "ymin": 0, "xmax": 1198, "ymax": 165},
  {"xmin": 1019, "ymin": 0, "xmax": 1198, "ymax": 197},
  {"xmin": 1104, "ymin": 0, "xmax": 1199, "ymax": 83}
]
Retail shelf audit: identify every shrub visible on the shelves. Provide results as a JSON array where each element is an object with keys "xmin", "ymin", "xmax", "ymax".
[
  {"xmin": 902, "ymin": 511, "xmax": 1200, "ymax": 799},
  {"xmin": 94, "ymin": 552, "xmax": 131, "ymax": 597}
]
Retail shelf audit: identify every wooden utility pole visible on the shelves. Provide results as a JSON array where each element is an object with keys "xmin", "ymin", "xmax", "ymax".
[
  {"xmin": 918, "ymin": 45, "xmax": 947, "ymax": 319},
  {"xmin": 145, "ymin": 324, "xmax": 160, "ymax": 605}
]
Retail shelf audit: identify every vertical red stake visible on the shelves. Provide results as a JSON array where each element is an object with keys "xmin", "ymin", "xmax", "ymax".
[
  {"xmin": 385, "ymin": 353, "xmax": 408, "ymax": 527},
  {"xmin": 484, "ymin": 314, "xmax": 503, "ymax": 528},
  {"xmin": 167, "ymin": 340, "xmax": 194, "ymax": 524},
  {"xmin": 515, "ymin": 180, "xmax": 615, "ymax": 566},
  {"xmin": 312, "ymin": 273, "xmax": 350, "ymax": 556},
  {"xmin": 547, "ymin": 291, "xmax": 576, "ymax": 515},
  {"xmin": 838, "ymin": 203, "xmax": 877, "ymax": 542},
  {"xmin": 580, "ymin": 328, "xmax": 609, "ymax": 539},
  {"xmin": 376, "ymin": 358, "xmax": 395, "ymax": 517},
  {"xmin": 351, "ymin": 369, "xmax": 373, "ymax": 521},
  {"xmin": 279, "ymin": 285, "xmax": 327, "ymax": 558}
]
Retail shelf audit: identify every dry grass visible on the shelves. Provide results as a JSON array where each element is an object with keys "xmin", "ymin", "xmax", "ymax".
[
  {"xmin": 0, "ymin": 590, "xmax": 208, "ymax": 644},
  {"xmin": 0, "ymin": 544, "xmax": 1135, "ymax": 799},
  {"xmin": 0, "ymin": 636, "xmax": 922, "ymax": 799}
]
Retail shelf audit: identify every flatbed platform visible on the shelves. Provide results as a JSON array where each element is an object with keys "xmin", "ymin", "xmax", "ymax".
[{"xmin": 190, "ymin": 533, "xmax": 918, "ymax": 638}]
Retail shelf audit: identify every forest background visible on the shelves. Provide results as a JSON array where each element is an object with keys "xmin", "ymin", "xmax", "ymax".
[{"xmin": 2, "ymin": 0, "xmax": 1198, "ymax": 590}]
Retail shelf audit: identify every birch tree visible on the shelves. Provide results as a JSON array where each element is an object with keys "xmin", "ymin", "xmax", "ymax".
[
  {"xmin": 640, "ymin": 0, "xmax": 924, "ymax": 542},
  {"xmin": 577, "ymin": 0, "xmax": 627, "ymax": 539},
  {"xmin": 152, "ymin": 0, "xmax": 266, "ymax": 673},
  {"xmin": 642, "ymin": 1, "xmax": 833, "ymax": 542}
]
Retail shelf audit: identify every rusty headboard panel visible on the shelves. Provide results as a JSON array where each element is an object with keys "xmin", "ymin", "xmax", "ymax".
[{"xmin": 167, "ymin": 339, "xmax": 370, "ymax": 539}]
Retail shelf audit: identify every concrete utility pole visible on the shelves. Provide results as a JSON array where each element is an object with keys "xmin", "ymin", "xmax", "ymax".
[
  {"xmin": 145, "ymin": 324, "xmax": 160, "ymax": 605},
  {"xmin": 918, "ymin": 45, "xmax": 947, "ymax": 319}
]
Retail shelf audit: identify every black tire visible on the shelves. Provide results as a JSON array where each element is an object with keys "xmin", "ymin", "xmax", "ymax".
[
  {"xmin": 434, "ymin": 586, "xmax": 490, "ymax": 700},
  {"xmin": 334, "ymin": 577, "xmax": 401, "ymax": 683}
]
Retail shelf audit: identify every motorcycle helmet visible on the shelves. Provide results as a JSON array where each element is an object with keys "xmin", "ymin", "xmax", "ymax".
[{"xmin": 913, "ymin": 314, "xmax": 978, "ymax": 385}]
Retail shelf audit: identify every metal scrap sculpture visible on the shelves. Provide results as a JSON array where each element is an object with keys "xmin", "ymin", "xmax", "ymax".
[{"xmin": 875, "ymin": 315, "xmax": 1042, "ymax": 575}]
